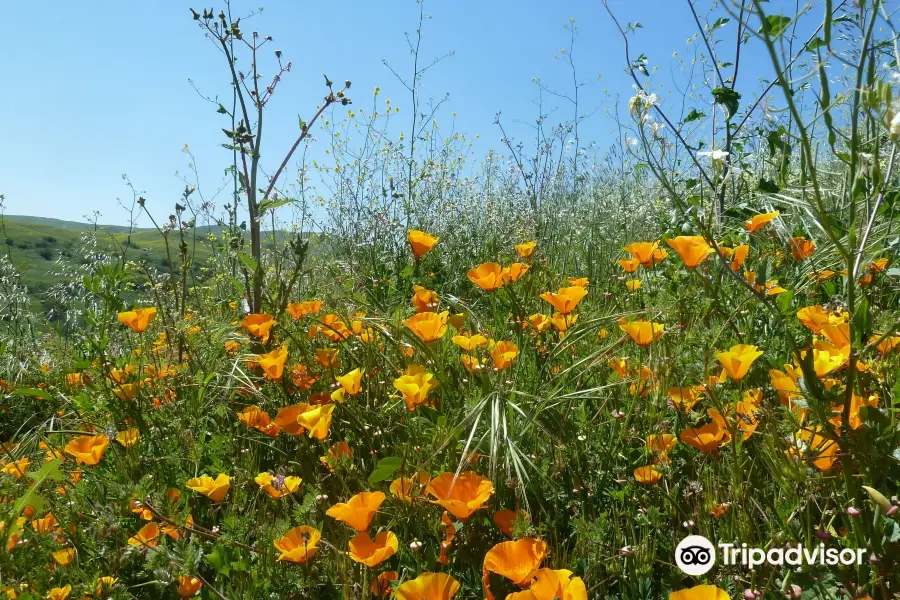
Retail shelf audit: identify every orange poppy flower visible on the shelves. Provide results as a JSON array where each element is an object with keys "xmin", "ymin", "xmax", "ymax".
[
  {"xmin": 96, "ymin": 577, "xmax": 119, "ymax": 596},
  {"xmin": 241, "ymin": 313, "xmax": 275, "ymax": 342},
  {"xmin": 625, "ymin": 279, "xmax": 642, "ymax": 291},
  {"xmin": 503, "ymin": 263, "xmax": 530, "ymax": 284},
  {"xmin": 117, "ymin": 307, "xmax": 157, "ymax": 333},
  {"xmin": 539, "ymin": 286, "xmax": 588, "ymax": 315},
  {"xmin": 371, "ymin": 571, "xmax": 399, "ymax": 597},
  {"xmin": 273, "ymin": 403, "xmax": 310, "ymax": 436},
  {"xmin": 460, "ymin": 354, "xmax": 483, "ymax": 373},
  {"xmin": 52, "ymin": 547, "xmax": 76, "ymax": 566},
  {"xmin": 315, "ymin": 348, "xmax": 341, "ymax": 369},
  {"xmin": 176, "ymin": 576, "xmax": 203, "ymax": 598},
  {"xmin": 493, "ymin": 509, "xmax": 529, "ymax": 537},
  {"xmin": 670, "ymin": 584, "xmax": 731, "ymax": 600},
  {"xmin": 396, "ymin": 572, "xmax": 460, "ymax": 600},
  {"xmin": 127, "ymin": 522, "xmax": 161, "ymax": 548},
  {"xmin": 297, "ymin": 403, "xmax": 335, "ymax": 440},
  {"xmin": 679, "ymin": 421, "xmax": 725, "ymax": 453},
  {"xmin": 666, "ymin": 236, "xmax": 713, "ymax": 269},
  {"xmin": 285, "ymin": 300, "xmax": 323, "ymax": 320},
  {"xmin": 716, "ymin": 344, "xmax": 763, "ymax": 380},
  {"xmin": 31, "ymin": 512, "xmax": 58, "ymax": 533},
  {"xmin": 729, "ymin": 245, "xmax": 749, "ymax": 270},
  {"xmin": 47, "ymin": 586, "xmax": 72, "ymax": 600},
  {"xmin": 404, "ymin": 311, "xmax": 449, "ymax": 343},
  {"xmin": 256, "ymin": 345, "xmax": 288, "ymax": 381},
  {"xmin": 274, "ymin": 525, "xmax": 321, "ymax": 563},
  {"xmin": 524, "ymin": 568, "xmax": 587, "ymax": 600},
  {"xmin": 326, "ymin": 491, "xmax": 386, "ymax": 531},
  {"xmin": 491, "ymin": 341, "xmax": 520, "ymax": 370},
  {"xmin": 1, "ymin": 458, "xmax": 29, "ymax": 479},
  {"xmin": 185, "ymin": 474, "xmax": 231, "ymax": 502},
  {"xmin": 393, "ymin": 367, "xmax": 438, "ymax": 412},
  {"xmin": 617, "ymin": 258, "xmax": 641, "ymax": 273},
  {"xmin": 634, "ymin": 465, "xmax": 662, "ymax": 485},
  {"xmin": 320, "ymin": 440, "xmax": 353, "ymax": 472},
  {"xmin": 114, "ymin": 428, "xmax": 140, "ymax": 448},
  {"xmin": 64, "ymin": 434, "xmax": 109, "ymax": 466},
  {"xmin": 412, "ymin": 285, "xmax": 439, "ymax": 313},
  {"xmin": 526, "ymin": 314, "xmax": 552, "ymax": 334},
  {"xmin": 745, "ymin": 211, "xmax": 780, "ymax": 232},
  {"xmin": 389, "ymin": 472, "xmax": 431, "ymax": 502},
  {"xmin": 408, "ymin": 230, "xmax": 439, "ymax": 258},
  {"xmin": 336, "ymin": 367, "xmax": 365, "ymax": 396},
  {"xmin": 667, "ymin": 386, "xmax": 703, "ymax": 411},
  {"xmin": 790, "ymin": 237, "xmax": 815, "ymax": 260},
  {"xmin": 255, "ymin": 473, "xmax": 302, "ymax": 499},
  {"xmin": 452, "ymin": 333, "xmax": 489, "ymax": 350},
  {"xmin": 515, "ymin": 241, "xmax": 536, "ymax": 258},
  {"xmin": 483, "ymin": 538, "xmax": 548, "ymax": 586},
  {"xmin": 449, "ymin": 313, "xmax": 466, "ymax": 329},
  {"xmin": 618, "ymin": 319, "xmax": 664, "ymax": 346},
  {"xmin": 348, "ymin": 530, "xmax": 398, "ymax": 567},
  {"xmin": 426, "ymin": 471, "xmax": 494, "ymax": 520},
  {"xmin": 468, "ymin": 263, "xmax": 506, "ymax": 292},
  {"xmin": 647, "ymin": 433, "xmax": 678, "ymax": 461}
]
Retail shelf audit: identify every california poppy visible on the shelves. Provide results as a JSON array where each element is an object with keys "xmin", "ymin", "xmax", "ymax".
[
  {"xmin": 52, "ymin": 547, "xmax": 75, "ymax": 566},
  {"xmin": 426, "ymin": 471, "xmax": 494, "ymax": 520},
  {"xmin": 624, "ymin": 242, "xmax": 667, "ymax": 268},
  {"xmin": 128, "ymin": 522, "xmax": 161, "ymax": 548},
  {"xmin": 412, "ymin": 285, "xmax": 439, "ymax": 313},
  {"xmin": 176, "ymin": 576, "xmax": 203, "ymax": 598},
  {"xmin": 667, "ymin": 386, "xmax": 703, "ymax": 411},
  {"xmin": 716, "ymin": 344, "xmax": 763, "ymax": 380},
  {"xmin": 618, "ymin": 319, "xmax": 665, "ymax": 346},
  {"xmin": 493, "ymin": 509, "xmax": 529, "ymax": 537},
  {"xmin": 255, "ymin": 472, "xmax": 302, "ymax": 499},
  {"xmin": 618, "ymin": 258, "xmax": 641, "ymax": 273},
  {"xmin": 395, "ymin": 572, "xmax": 460, "ymax": 600},
  {"xmin": 539, "ymin": 286, "xmax": 588, "ymax": 315},
  {"xmin": 679, "ymin": 421, "xmax": 725, "ymax": 453},
  {"xmin": 647, "ymin": 433, "xmax": 678, "ymax": 462},
  {"xmin": 256, "ymin": 345, "xmax": 288, "ymax": 381},
  {"xmin": 527, "ymin": 568, "xmax": 588, "ymax": 600},
  {"xmin": 745, "ymin": 211, "xmax": 780, "ymax": 232},
  {"xmin": 1, "ymin": 458, "xmax": 29, "ymax": 479},
  {"xmin": 730, "ymin": 245, "xmax": 749, "ymax": 270},
  {"xmin": 503, "ymin": 263, "xmax": 530, "ymax": 283},
  {"xmin": 515, "ymin": 241, "xmax": 536, "ymax": 258},
  {"xmin": 666, "ymin": 236, "xmax": 713, "ymax": 269},
  {"xmin": 371, "ymin": 571, "xmax": 399, "ymax": 597},
  {"xmin": 669, "ymin": 584, "xmax": 731, "ymax": 600},
  {"xmin": 468, "ymin": 263, "xmax": 506, "ymax": 292},
  {"xmin": 273, "ymin": 403, "xmax": 310, "ymax": 436},
  {"xmin": 393, "ymin": 367, "xmax": 438, "ymax": 411},
  {"xmin": 491, "ymin": 341, "xmax": 520, "ymax": 370},
  {"xmin": 115, "ymin": 428, "xmax": 140, "ymax": 448},
  {"xmin": 336, "ymin": 367, "xmax": 364, "ymax": 395},
  {"xmin": 285, "ymin": 300, "xmax": 323, "ymax": 320},
  {"xmin": 452, "ymin": 333, "xmax": 489, "ymax": 350},
  {"xmin": 348, "ymin": 530, "xmax": 398, "ymax": 567},
  {"xmin": 483, "ymin": 538, "xmax": 547, "ymax": 585},
  {"xmin": 241, "ymin": 313, "xmax": 275, "ymax": 342},
  {"xmin": 326, "ymin": 491, "xmax": 386, "ymax": 531},
  {"xmin": 790, "ymin": 237, "xmax": 815, "ymax": 260},
  {"xmin": 408, "ymin": 230, "xmax": 439, "ymax": 258},
  {"xmin": 390, "ymin": 472, "xmax": 431, "ymax": 502},
  {"xmin": 117, "ymin": 307, "xmax": 157, "ymax": 333},
  {"xmin": 274, "ymin": 525, "xmax": 320, "ymax": 563},
  {"xmin": 404, "ymin": 311, "xmax": 449, "ymax": 343},
  {"xmin": 64, "ymin": 434, "xmax": 109, "ymax": 466},
  {"xmin": 526, "ymin": 314, "xmax": 552, "ymax": 334},
  {"xmin": 185, "ymin": 474, "xmax": 231, "ymax": 502},
  {"xmin": 297, "ymin": 403, "xmax": 335, "ymax": 440},
  {"xmin": 47, "ymin": 586, "xmax": 72, "ymax": 600}
]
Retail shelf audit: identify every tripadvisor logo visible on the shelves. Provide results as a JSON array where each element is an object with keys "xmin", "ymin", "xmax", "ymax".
[{"xmin": 676, "ymin": 535, "xmax": 864, "ymax": 575}]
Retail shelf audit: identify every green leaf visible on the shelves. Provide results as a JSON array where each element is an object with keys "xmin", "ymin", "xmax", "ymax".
[
  {"xmin": 776, "ymin": 289, "xmax": 794, "ymax": 313},
  {"xmin": 12, "ymin": 460, "xmax": 63, "ymax": 516},
  {"xmin": 238, "ymin": 252, "xmax": 258, "ymax": 274},
  {"xmin": 217, "ymin": 104, "xmax": 228, "ymax": 114},
  {"xmin": 759, "ymin": 15, "xmax": 792, "ymax": 38},
  {"xmin": 368, "ymin": 456, "xmax": 403, "ymax": 485},
  {"xmin": 711, "ymin": 87, "xmax": 742, "ymax": 118},
  {"xmin": 10, "ymin": 388, "xmax": 51, "ymax": 400},
  {"xmin": 806, "ymin": 37, "xmax": 826, "ymax": 52},
  {"xmin": 710, "ymin": 17, "xmax": 730, "ymax": 31},
  {"xmin": 683, "ymin": 109, "xmax": 706, "ymax": 124},
  {"xmin": 257, "ymin": 197, "xmax": 295, "ymax": 216},
  {"xmin": 852, "ymin": 296, "xmax": 871, "ymax": 342}
]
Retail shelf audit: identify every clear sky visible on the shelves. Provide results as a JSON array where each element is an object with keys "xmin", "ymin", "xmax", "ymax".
[{"xmin": 0, "ymin": 0, "xmax": 793, "ymax": 226}]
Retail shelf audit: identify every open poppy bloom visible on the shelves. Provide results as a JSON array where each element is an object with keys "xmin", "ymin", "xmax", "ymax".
[
  {"xmin": 393, "ymin": 367, "xmax": 438, "ymax": 411},
  {"xmin": 177, "ymin": 576, "xmax": 203, "ymax": 598},
  {"xmin": 186, "ymin": 474, "xmax": 231, "ymax": 502},
  {"xmin": 618, "ymin": 319, "xmax": 665, "ymax": 346},
  {"xmin": 448, "ymin": 313, "xmax": 466, "ymax": 329},
  {"xmin": 274, "ymin": 525, "xmax": 321, "ymax": 563},
  {"xmin": 64, "ymin": 434, "xmax": 110, "ymax": 466},
  {"xmin": 336, "ymin": 367, "xmax": 364, "ymax": 395},
  {"xmin": 117, "ymin": 307, "xmax": 157, "ymax": 333},
  {"xmin": 1, "ymin": 457, "xmax": 29, "ymax": 479},
  {"xmin": 241, "ymin": 313, "xmax": 275, "ymax": 342},
  {"xmin": 716, "ymin": 344, "xmax": 763, "ymax": 380},
  {"xmin": 526, "ymin": 314, "xmax": 552, "ymax": 334},
  {"xmin": 503, "ymin": 263, "xmax": 530, "ymax": 283},
  {"xmin": 625, "ymin": 241, "xmax": 667, "ymax": 268},
  {"xmin": 515, "ymin": 241, "xmax": 536, "ymax": 258},
  {"xmin": 371, "ymin": 571, "xmax": 399, "ymax": 597},
  {"xmin": 666, "ymin": 236, "xmax": 714, "ymax": 269},
  {"xmin": 237, "ymin": 405, "xmax": 275, "ymax": 432},
  {"xmin": 452, "ymin": 332, "xmax": 489, "ymax": 350},
  {"xmin": 348, "ymin": 530, "xmax": 398, "ymax": 567},
  {"xmin": 396, "ymin": 572, "xmax": 460, "ymax": 600},
  {"xmin": 273, "ymin": 403, "xmax": 310, "ymax": 435},
  {"xmin": 326, "ymin": 491, "xmax": 386, "ymax": 531},
  {"xmin": 617, "ymin": 258, "xmax": 641, "ymax": 273},
  {"xmin": 790, "ymin": 236, "xmax": 815, "ymax": 260},
  {"xmin": 522, "ymin": 568, "xmax": 588, "ymax": 600},
  {"xmin": 115, "ymin": 428, "xmax": 140, "ymax": 448},
  {"xmin": 484, "ymin": 538, "xmax": 548, "ymax": 588},
  {"xmin": 285, "ymin": 300, "xmax": 323, "ymax": 320},
  {"xmin": 670, "ymin": 584, "xmax": 731, "ymax": 600},
  {"xmin": 647, "ymin": 433, "xmax": 678, "ymax": 462},
  {"xmin": 425, "ymin": 471, "xmax": 495, "ymax": 520},
  {"xmin": 408, "ymin": 230, "xmax": 439, "ymax": 258},
  {"xmin": 539, "ymin": 286, "xmax": 588, "ymax": 315},
  {"xmin": 745, "ymin": 211, "xmax": 780, "ymax": 232},
  {"xmin": 828, "ymin": 393, "xmax": 879, "ymax": 431},
  {"xmin": 625, "ymin": 279, "xmax": 642, "ymax": 291},
  {"xmin": 412, "ymin": 285, "xmax": 439, "ymax": 313},
  {"xmin": 128, "ymin": 522, "xmax": 161, "ymax": 548},
  {"xmin": 727, "ymin": 244, "xmax": 749, "ymax": 270},
  {"xmin": 667, "ymin": 386, "xmax": 703, "ymax": 411},
  {"xmin": 256, "ymin": 345, "xmax": 288, "ymax": 381},
  {"xmin": 491, "ymin": 340, "xmax": 520, "ymax": 370},
  {"xmin": 680, "ymin": 421, "xmax": 725, "ymax": 453},
  {"xmin": 468, "ymin": 263, "xmax": 506, "ymax": 292},
  {"xmin": 390, "ymin": 471, "xmax": 431, "ymax": 502},
  {"xmin": 634, "ymin": 465, "xmax": 662, "ymax": 485},
  {"xmin": 52, "ymin": 547, "xmax": 75, "ymax": 566},
  {"xmin": 493, "ymin": 509, "xmax": 529, "ymax": 537},
  {"xmin": 403, "ymin": 311, "xmax": 449, "ymax": 343},
  {"xmin": 460, "ymin": 354, "xmax": 483, "ymax": 373},
  {"xmin": 297, "ymin": 403, "xmax": 335, "ymax": 440},
  {"xmin": 31, "ymin": 512, "xmax": 58, "ymax": 533},
  {"xmin": 47, "ymin": 586, "xmax": 72, "ymax": 600},
  {"xmin": 255, "ymin": 472, "xmax": 302, "ymax": 499}
]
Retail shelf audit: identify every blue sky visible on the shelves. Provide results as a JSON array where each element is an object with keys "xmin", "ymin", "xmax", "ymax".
[{"xmin": 0, "ymin": 1, "xmax": 794, "ymax": 226}]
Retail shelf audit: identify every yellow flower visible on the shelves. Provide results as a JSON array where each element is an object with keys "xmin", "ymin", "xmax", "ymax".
[
  {"xmin": 624, "ymin": 241, "xmax": 667, "ymax": 268},
  {"xmin": 389, "ymin": 472, "xmax": 431, "ymax": 503},
  {"xmin": 1, "ymin": 458, "xmax": 29, "ymax": 479},
  {"xmin": 127, "ymin": 522, "xmax": 161, "ymax": 548},
  {"xmin": 274, "ymin": 525, "xmax": 320, "ymax": 563},
  {"xmin": 669, "ymin": 584, "xmax": 731, "ymax": 600},
  {"xmin": 618, "ymin": 319, "xmax": 664, "ymax": 346},
  {"xmin": 185, "ymin": 474, "xmax": 231, "ymax": 503},
  {"xmin": 745, "ymin": 211, "xmax": 780, "ymax": 232},
  {"xmin": 396, "ymin": 572, "xmax": 460, "ymax": 600},
  {"xmin": 539, "ymin": 286, "xmax": 588, "ymax": 315},
  {"xmin": 404, "ymin": 311, "xmax": 449, "ymax": 343},
  {"xmin": 526, "ymin": 314, "xmax": 552, "ymax": 334},
  {"xmin": 177, "ymin": 576, "xmax": 203, "ymax": 598},
  {"xmin": 115, "ymin": 428, "xmax": 140, "ymax": 448},
  {"xmin": 47, "ymin": 586, "xmax": 72, "ymax": 600},
  {"xmin": 255, "ymin": 472, "xmax": 302, "ymax": 499},
  {"xmin": 515, "ymin": 241, "xmax": 536, "ymax": 258},
  {"xmin": 490, "ymin": 341, "xmax": 520, "ymax": 370},
  {"xmin": 666, "ymin": 236, "xmax": 714, "ymax": 269},
  {"xmin": 64, "ymin": 434, "xmax": 110, "ymax": 466},
  {"xmin": 716, "ymin": 344, "xmax": 763, "ymax": 380},
  {"xmin": 625, "ymin": 279, "xmax": 642, "ymax": 291},
  {"xmin": 790, "ymin": 236, "xmax": 815, "ymax": 260},
  {"xmin": 117, "ymin": 307, "xmax": 157, "ymax": 333},
  {"xmin": 483, "ymin": 538, "xmax": 547, "ymax": 586},
  {"xmin": 393, "ymin": 367, "xmax": 438, "ymax": 411},
  {"xmin": 241, "ymin": 313, "xmax": 275, "ymax": 342},
  {"xmin": 452, "ymin": 332, "xmax": 489, "ymax": 350},
  {"xmin": 408, "ymin": 230, "xmax": 439, "ymax": 258},
  {"xmin": 634, "ymin": 465, "xmax": 662, "ymax": 485},
  {"xmin": 326, "ymin": 491, "xmax": 386, "ymax": 531},
  {"xmin": 502, "ymin": 262, "xmax": 530, "ymax": 283},
  {"xmin": 336, "ymin": 367, "xmax": 365, "ymax": 395},
  {"xmin": 297, "ymin": 403, "xmax": 336, "ymax": 440},
  {"xmin": 468, "ymin": 263, "xmax": 505, "ymax": 292},
  {"xmin": 412, "ymin": 285, "xmax": 439, "ymax": 313},
  {"xmin": 426, "ymin": 471, "xmax": 494, "ymax": 520},
  {"xmin": 52, "ymin": 547, "xmax": 75, "ymax": 566},
  {"xmin": 348, "ymin": 530, "xmax": 398, "ymax": 567},
  {"xmin": 256, "ymin": 345, "xmax": 288, "ymax": 381}
]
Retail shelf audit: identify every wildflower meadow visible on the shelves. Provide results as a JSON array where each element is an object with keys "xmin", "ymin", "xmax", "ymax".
[{"xmin": 2, "ymin": 1, "xmax": 900, "ymax": 599}]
